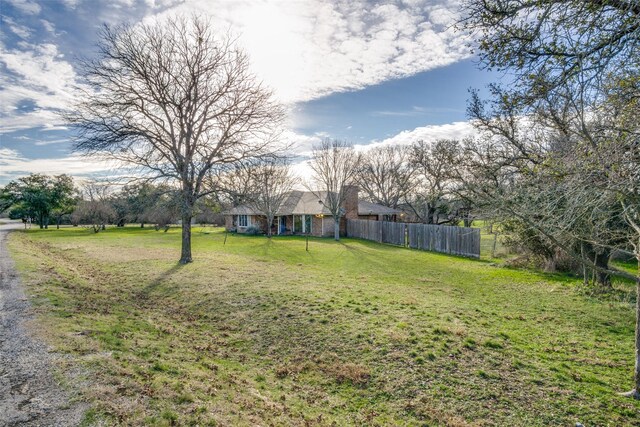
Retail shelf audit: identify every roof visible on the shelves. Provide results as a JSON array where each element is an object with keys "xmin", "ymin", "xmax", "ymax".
[
  {"xmin": 357, "ymin": 200, "xmax": 401, "ymax": 216},
  {"xmin": 223, "ymin": 191, "xmax": 400, "ymax": 216},
  {"xmin": 224, "ymin": 205, "xmax": 261, "ymax": 215},
  {"xmin": 290, "ymin": 191, "xmax": 332, "ymax": 215}
]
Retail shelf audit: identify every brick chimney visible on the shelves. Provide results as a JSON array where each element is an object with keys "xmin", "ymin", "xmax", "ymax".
[{"xmin": 343, "ymin": 185, "xmax": 359, "ymax": 220}]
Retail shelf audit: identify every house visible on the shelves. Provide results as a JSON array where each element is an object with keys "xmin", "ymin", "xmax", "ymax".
[{"xmin": 224, "ymin": 186, "xmax": 401, "ymax": 237}]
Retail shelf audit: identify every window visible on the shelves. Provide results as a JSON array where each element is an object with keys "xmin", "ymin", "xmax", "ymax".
[
  {"xmin": 304, "ymin": 215, "xmax": 312, "ymax": 234},
  {"xmin": 293, "ymin": 215, "xmax": 313, "ymax": 233},
  {"xmin": 238, "ymin": 215, "xmax": 248, "ymax": 227}
]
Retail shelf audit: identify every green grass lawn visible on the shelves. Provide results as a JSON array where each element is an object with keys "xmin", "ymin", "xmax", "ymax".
[{"xmin": 8, "ymin": 226, "xmax": 639, "ymax": 426}]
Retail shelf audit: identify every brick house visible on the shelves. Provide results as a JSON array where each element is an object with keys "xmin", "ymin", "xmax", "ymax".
[{"xmin": 224, "ymin": 186, "xmax": 400, "ymax": 237}]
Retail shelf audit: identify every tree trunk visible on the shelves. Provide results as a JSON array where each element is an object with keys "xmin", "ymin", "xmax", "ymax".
[
  {"xmin": 491, "ymin": 232, "xmax": 498, "ymax": 258},
  {"xmin": 634, "ymin": 266, "xmax": 640, "ymax": 398},
  {"xmin": 56, "ymin": 216, "xmax": 61, "ymax": 229},
  {"xmin": 582, "ymin": 243, "xmax": 612, "ymax": 288},
  {"xmin": 334, "ymin": 218, "xmax": 340, "ymax": 241},
  {"xmin": 622, "ymin": 249, "xmax": 640, "ymax": 400},
  {"xmin": 180, "ymin": 213, "xmax": 193, "ymax": 264},
  {"xmin": 267, "ymin": 215, "xmax": 273, "ymax": 238},
  {"xmin": 594, "ymin": 249, "xmax": 612, "ymax": 288},
  {"xmin": 543, "ymin": 254, "xmax": 557, "ymax": 273}
]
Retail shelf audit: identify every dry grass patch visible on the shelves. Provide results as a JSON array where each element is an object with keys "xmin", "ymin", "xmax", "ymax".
[{"xmin": 324, "ymin": 362, "xmax": 371, "ymax": 386}]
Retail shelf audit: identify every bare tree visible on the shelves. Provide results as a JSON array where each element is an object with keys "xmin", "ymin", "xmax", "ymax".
[
  {"xmin": 71, "ymin": 183, "xmax": 115, "ymax": 233},
  {"xmin": 246, "ymin": 158, "xmax": 294, "ymax": 237},
  {"xmin": 308, "ymin": 139, "xmax": 361, "ymax": 241},
  {"xmin": 111, "ymin": 183, "xmax": 167, "ymax": 228},
  {"xmin": 146, "ymin": 190, "xmax": 181, "ymax": 231},
  {"xmin": 207, "ymin": 162, "xmax": 256, "ymax": 208},
  {"xmin": 407, "ymin": 139, "xmax": 461, "ymax": 224},
  {"xmin": 356, "ymin": 145, "xmax": 415, "ymax": 209},
  {"xmin": 68, "ymin": 15, "xmax": 284, "ymax": 263}
]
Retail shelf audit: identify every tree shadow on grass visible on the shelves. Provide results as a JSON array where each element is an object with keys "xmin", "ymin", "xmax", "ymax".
[
  {"xmin": 253, "ymin": 235, "xmax": 322, "ymax": 261},
  {"xmin": 334, "ymin": 240, "xmax": 403, "ymax": 273},
  {"xmin": 136, "ymin": 263, "xmax": 185, "ymax": 300}
]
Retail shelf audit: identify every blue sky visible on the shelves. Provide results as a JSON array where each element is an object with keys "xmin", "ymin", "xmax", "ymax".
[{"xmin": 0, "ymin": 0, "xmax": 497, "ymax": 184}]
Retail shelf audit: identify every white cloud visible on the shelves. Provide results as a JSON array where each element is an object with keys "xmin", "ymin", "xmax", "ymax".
[
  {"xmin": 1, "ymin": 1, "xmax": 472, "ymax": 133},
  {"xmin": 141, "ymin": 0, "xmax": 183, "ymax": 9},
  {"xmin": 110, "ymin": 0, "xmax": 136, "ymax": 8},
  {"xmin": 0, "ymin": 42, "xmax": 79, "ymax": 133},
  {"xmin": 60, "ymin": 0, "xmax": 80, "ymax": 9},
  {"xmin": 33, "ymin": 138, "xmax": 70, "ymax": 146},
  {"xmin": 5, "ymin": 0, "xmax": 41, "ymax": 15},
  {"xmin": 0, "ymin": 0, "xmax": 476, "ymax": 183},
  {"xmin": 149, "ymin": 0, "xmax": 471, "ymax": 103},
  {"xmin": 40, "ymin": 19, "xmax": 55, "ymax": 33},
  {"xmin": 282, "ymin": 129, "xmax": 321, "ymax": 156},
  {"xmin": 0, "ymin": 147, "xmax": 22, "ymax": 161},
  {"xmin": 2, "ymin": 16, "xmax": 32, "ymax": 39},
  {"xmin": 289, "ymin": 120, "xmax": 476, "ymax": 181},
  {"xmin": 0, "ymin": 148, "xmax": 116, "ymax": 180},
  {"xmin": 371, "ymin": 106, "xmax": 464, "ymax": 117},
  {"xmin": 0, "ymin": 109, "xmax": 63, "ymax": 134},
  {"xmin": 356, "ymin": 120, "xmax": 475, "ymax": 151},
  {"xmin": 289, "ymin": 159, "xmax": 312, "ymax": 189}
]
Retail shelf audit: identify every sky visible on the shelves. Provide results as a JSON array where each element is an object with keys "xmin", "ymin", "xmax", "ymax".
[{"xmin": 0, "ymin": 0, "xmax": 498, "ymax": 185}]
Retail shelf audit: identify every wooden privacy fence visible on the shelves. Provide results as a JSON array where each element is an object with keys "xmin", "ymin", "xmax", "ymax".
[
  {"xmin": 346, "ymin": 219, "xmax": 481, "ymax": 258},
  {"xmin": 407, "ymin": 223, "xmax": 480, "ymax": 258}
]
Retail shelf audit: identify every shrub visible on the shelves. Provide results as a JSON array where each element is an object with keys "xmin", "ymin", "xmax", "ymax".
[{"xmin": 245, "ymin": 225, "xmax": 262, "ymax": 235}]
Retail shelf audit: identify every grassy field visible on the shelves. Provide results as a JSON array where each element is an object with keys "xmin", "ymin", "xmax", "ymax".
[{"xmin": 8, "ymin": 226, "xmax": 639, "ymax": 426}]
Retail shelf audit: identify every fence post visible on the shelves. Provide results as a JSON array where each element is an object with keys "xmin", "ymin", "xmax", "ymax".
[{"xmin": 491, "ymin": 232, "xmax": 498, "ymax": 258}]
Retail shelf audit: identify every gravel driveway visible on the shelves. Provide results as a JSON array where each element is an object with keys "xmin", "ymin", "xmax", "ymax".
[{"xmin": 0, "ymin": 221, "xmax": 86, "ymax": 426}]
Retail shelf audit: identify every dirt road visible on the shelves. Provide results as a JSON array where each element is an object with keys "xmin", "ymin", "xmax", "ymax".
[{"xmin": 0, "ymin": 222, "xmax": 86, "ymax": 426}]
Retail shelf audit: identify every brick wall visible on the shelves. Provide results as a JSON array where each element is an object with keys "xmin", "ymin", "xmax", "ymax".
[{"xmin": 343, "ymin": 185, "xmax": 359, "ymax": 220}]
